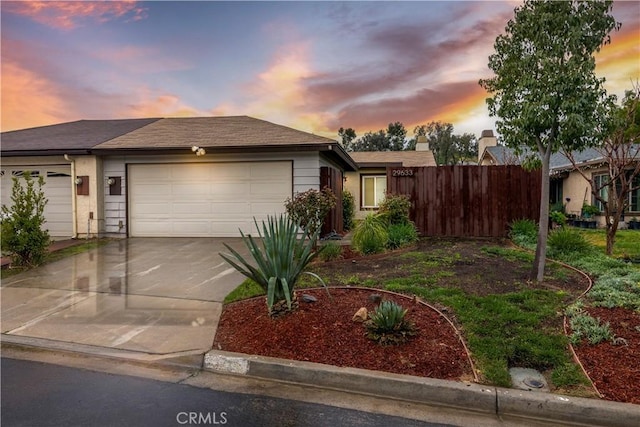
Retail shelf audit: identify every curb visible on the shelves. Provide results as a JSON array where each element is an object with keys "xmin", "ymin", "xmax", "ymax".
[{"xmin": 204, "ymin": 350, "xmax": 640, "ymax": 427}]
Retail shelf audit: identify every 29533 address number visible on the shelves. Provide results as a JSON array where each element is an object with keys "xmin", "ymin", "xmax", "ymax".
[{"xmin": 391, "ymin": 168, "xmax": 414, "ymax": 177}]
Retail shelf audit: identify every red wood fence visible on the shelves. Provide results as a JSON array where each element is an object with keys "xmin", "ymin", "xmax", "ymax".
[
  {"xmin": 387, "ymin": 165, "xmax": 541, "ymax": 237},
  {"xmin": 320, "ymin": 166, "xmax": 344, "ymax": 235}
]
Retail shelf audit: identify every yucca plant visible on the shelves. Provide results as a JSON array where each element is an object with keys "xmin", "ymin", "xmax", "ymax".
[
  {"xmin": 365, "ymin": 300, "xmax": 416, "ymax": 345},
  {"xmin": 220, "ymin": 214, "xmax": 328, "ymax": 316}
]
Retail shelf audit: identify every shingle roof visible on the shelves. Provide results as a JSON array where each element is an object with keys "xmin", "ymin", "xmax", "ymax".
[
  {"xmin": 349, "ymin": 151, "xmax": 436, "ymax": 167},
  {"xmin": 485, "ymin": 146, "xmax": 605, "ymax": 170},
  {"xmin": 1, "ymin": 118, "xmax": 160, "ymax": 152},
  {"xmin": 96, "ymin": 116, "xmax": 336, "ymax": 149}
]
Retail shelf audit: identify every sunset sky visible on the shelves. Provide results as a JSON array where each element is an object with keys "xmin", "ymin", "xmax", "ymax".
[{"xmin": 2, "ymin": 1, "xmax": 639, "ymax": 140}]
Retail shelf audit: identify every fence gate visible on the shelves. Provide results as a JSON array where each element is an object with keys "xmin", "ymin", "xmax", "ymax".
[{"xmin": 387, "ymin": 165, "xmax": 541, "ymax": 237}]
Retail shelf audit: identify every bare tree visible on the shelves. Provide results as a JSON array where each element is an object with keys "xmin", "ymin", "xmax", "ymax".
[{"xmin": 564, "ymin": 87, "xmax": 640, "ymax": 255}]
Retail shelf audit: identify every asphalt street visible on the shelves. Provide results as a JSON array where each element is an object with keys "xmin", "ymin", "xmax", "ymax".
[{"xmin": 1, "ymin": 358, "xmax": 453, "ymax": 427}]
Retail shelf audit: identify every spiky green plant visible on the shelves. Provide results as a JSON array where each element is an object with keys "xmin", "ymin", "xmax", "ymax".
[
  {"xmin": 365, "ymin": 300, "xmax": 416, "ymax": 345},
  {"xmin": 220, "ymin": 214, "xmax": 328, "ymax": 316}
]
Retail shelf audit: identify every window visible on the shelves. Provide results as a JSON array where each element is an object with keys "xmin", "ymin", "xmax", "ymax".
[
  {"xmin": 361, "ymin": 175, "xmax": 386, "ymax": 208},
  {"xmin": 630, "ymin": 175, "xmax": 640, "ymax": 212},
  {"xmin": 592, "ymin": 174, "xmax": 609, "ymax": 211}
]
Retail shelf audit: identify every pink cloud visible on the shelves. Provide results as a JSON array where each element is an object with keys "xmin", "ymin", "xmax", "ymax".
[{"xmin": 3, "ymin": 1, "xmax": 147, "ymax": 30}]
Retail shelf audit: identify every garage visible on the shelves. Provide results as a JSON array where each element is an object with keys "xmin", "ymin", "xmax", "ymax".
[
  {"xmin": 128, "ymin": 161, "xmax": 293, "ymax": 237},
  {"xmin": 0, "ymin": 166, "xmax": 73, "ymax": 238}
]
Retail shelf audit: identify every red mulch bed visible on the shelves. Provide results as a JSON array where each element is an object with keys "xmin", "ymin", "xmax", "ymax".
[
  {"xmin": 214, "ymin": 288, "xmax": 474, "ymax": 381},
  {"xmin": 571, "ymin": 307, "xmax": 640, "ymax": 404}
]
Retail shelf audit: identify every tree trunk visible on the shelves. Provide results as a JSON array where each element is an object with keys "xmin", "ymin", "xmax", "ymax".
[{"xmin": 532, "ymin": 150, "xmax": 551, "ymax": 283}]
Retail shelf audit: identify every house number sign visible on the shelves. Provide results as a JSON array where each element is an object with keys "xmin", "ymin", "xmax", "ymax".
[{"xmin": 391, "ymin": 168, "xmax": 415, "ymax": 177}]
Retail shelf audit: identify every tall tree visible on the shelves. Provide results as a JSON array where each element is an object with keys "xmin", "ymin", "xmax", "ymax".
[
  {"xmin": 411, "ymin": 122, "xmax": 476, "ymax": 165},
  {"xmin": 565, "ymin": 87, "xmax": 640, "ymax": 255},
  {"xmin": 338, "ymin": 127, "xmax": 357, "ymax": 152},
  {"xmin": 387, "ymin": 122, "xmax": 407, "ymax": 151},
  {"xmin": 349, "ymin": 122, "xmax": 408, "ymax": 152},
  {"xmin": 479, "ymin": 0, "xmax": 619, "ymax": 282}
]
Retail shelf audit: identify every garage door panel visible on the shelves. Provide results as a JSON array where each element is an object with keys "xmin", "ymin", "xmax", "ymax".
[
  {"xmin": 172, "ymin": 203, "xmax": 211, "ymax": 215},
  {"xmin": 172, "ymin": 183, "xmax": 211, "ymax": 197},
  {"xmin": 211, "ymin": 182, "xmax": 249, "ymax": 195},
  {"xmin": 212, "ymin": 202, "xmax": 250, "ymax": 215},
  {"xmin": 129, "ymin": 162, "xmax": 292, "ymax": 237}
]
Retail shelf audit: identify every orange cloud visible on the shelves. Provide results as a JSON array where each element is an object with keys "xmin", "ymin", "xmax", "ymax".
[
  {"xmin": 0, "ymin": 60, "xmax": 70, "ymax": 131},
  {"xmin": 597, "ymin": 27, "xmax": 640, "ymax": 95},
  {"xmin": 2, "ymin": 1, "xmax": 146, "ymax": 30},
  {"xmin": 124, "ymin": 91, "xmax": 204, "ymax": 119}
]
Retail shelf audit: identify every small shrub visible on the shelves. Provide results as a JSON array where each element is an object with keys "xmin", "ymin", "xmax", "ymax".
[
  {"xmin": 569, "ymin": 314, "xmax": 613, "ymax": 345},
  {"xmin": 319, "ymin": 242, "xmax": 342, "ymax": 262},
  {"xmin": 1, "ymin": 172, "xmax": 50, "ymax": 266},
  {"xmin": 547, "ymin": 228, "xmax": 591, "ymax": 258},
  {"xmin": 581, "ymin": 203, "xmax": 600, "ymax": 217},
  {"xmin": 285, "ymin": 187, "xmax": 337, "ymax": 237},
  {"xmin": 550, "ymin": 211, "xmax": 566, "ymax": 227},
  {"xmin": 365, "ymin": 300, "xmax": 416, "ymax": 345},
  {"xmin": 352, "ymin": 214, "xmax": 388, "ymax": 255},
  {"xmin": 386, "ymin": 222, "xmax": 418, "ymax": 249},
  {"xmin": 342, "ymin": 190, "xmax": 355, "ymax": 231},
  {"xmin": 377, "ymin": 194, "xmax": 412, "ymax": 225},
  {"xmin": 509, "ymin": 219, "xmax": 538, "ymax": 247}
]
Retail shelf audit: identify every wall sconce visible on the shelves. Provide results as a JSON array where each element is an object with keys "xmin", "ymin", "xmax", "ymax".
[
  {"xmin": 106, "ymin": 178, "xmax": 116, "ymax": 186},
  {"xmin": 76, "ymin": 176, "xmax": 89, "ymax": 195},
  {"xmin": 191, "ymin": 146, "xmax": 206, "ymax": 156},
  {"xmin": 74, "ymin": 177, "xmax": 83, "ymax": 185}
]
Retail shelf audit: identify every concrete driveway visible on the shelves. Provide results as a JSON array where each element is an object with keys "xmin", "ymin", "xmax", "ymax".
[{"xmin": 1, "ymin": 238, "xmax": 249, "ymax": 358}]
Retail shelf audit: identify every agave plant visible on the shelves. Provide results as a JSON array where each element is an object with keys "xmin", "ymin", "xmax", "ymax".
[
  {"xmin": 220, "ymin": 214, "xmax": 328, "ymax": 315},
  {"xmin": 365, "ymin": 300, "xmax": 416, "ymax": 345}
]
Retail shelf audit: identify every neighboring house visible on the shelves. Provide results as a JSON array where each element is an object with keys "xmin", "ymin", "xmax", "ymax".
[
  {"xmin": 1, "ymin": 116, "xmax": 356, "ymax": 238},
  {"xmin": 478, "ymin": 130, "xmax": 640, "ymax": 224},
  {"xmin": 345, "ymin": 137, "xmax": 436, "ymax": 220}
]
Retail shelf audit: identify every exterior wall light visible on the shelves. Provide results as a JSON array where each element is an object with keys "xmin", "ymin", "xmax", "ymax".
[
  {"xmin": 74, "ymin": 177, "xmax": 83, "ymax": 185},
  {"xmin": 191, "ymin": 146, "xmax": 206, "ymax": 156},
  {"xmin": 106, "ymin": 178, "xmax": 116, "ymax": 186}
]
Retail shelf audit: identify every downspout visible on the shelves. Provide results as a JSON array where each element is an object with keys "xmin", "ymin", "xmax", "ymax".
[{"xmin": 64, "ymin": 154, "xmax": 78, "ymax": 239}]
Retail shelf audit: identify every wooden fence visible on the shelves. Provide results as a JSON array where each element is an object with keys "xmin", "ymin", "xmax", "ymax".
[
  {"xmin": 320, "ymin": 166, "xmax": 344, "ymax": 235},
  {"xmin": 387, "ymin": 165, "xmax": 541, "ymax": 237}
]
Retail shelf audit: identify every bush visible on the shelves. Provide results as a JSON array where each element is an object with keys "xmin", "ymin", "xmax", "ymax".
[
  {"xmin": 547, "ymin": 228, "xmax": 591, "ymax": 258},
  {"xmin": 377, "ymin": 194, "xmax": 412, "ymax": 225},
  {"xmin": 352, "ymin": 214, "xmax": 388, "ymax": 255},
  {"xmin": 509, "ymin": 219, "xmax": 538, "ymax": 247},
  {"xmin": 342, "ymin": 190, "xmax": 355, "ymax": 231},
  {"xmin": 1, "ymin": 172, "xmax": 50, "ymax": 266},
  {"xmin": 550, "ymin": 211, "xmax": 566, "ymax": 226},
  {"xmin": 220, "ymin": 214, "xmax": 329, "ymax": 316},
  {"xmin": 319, "ymin": 242, "xmax": 342, "ymax": 262},
  {"xmin": 365, "ymin": 300, "xmax": 416, "ymax": 345},
  {"xmin": 285, "ymin": 187, "xmax": 337, "ymax": 237},
  {"xmin": 386, "ymin": 222, "xmax": 418, "ymax": 249}
]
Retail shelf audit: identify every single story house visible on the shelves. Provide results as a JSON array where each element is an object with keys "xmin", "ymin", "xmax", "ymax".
[
  {"xmin": 1, "ymin": 116, "xmax": 356, "ymax": 238},
  {"xmin": 478, "ymin": 130, "xmax": 640, "ymax": 224},
  {"xmin": 345, "ymin": 137, "xmax": 436, "ymax": 220}
]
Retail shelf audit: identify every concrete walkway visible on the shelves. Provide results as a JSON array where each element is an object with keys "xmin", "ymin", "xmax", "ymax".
[
  {"xmin": 1, "ymin": 238, "xmax": 248, "ymax": 358},
  {"xmin": 2, "ymin": 238, "xmax": 639, "ymax": 426}
]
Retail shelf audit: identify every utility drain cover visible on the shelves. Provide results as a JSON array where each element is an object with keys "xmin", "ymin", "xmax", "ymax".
[{"xmin": 523, "ymin": 378, "xmax": 545, "ymax": 388}]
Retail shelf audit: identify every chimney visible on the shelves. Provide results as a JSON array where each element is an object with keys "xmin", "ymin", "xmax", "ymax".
[
  {"xmin": 415, "ymin": 135, "xmax": 429, "ymax": 151},
  {"xmin": 477, "ymin": 130, "xmax": 497, "ymax": 163}
]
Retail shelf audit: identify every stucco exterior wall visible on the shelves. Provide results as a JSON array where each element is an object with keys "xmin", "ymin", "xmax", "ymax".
[
  {"xmin": 562, "ymin": 169, "xmax": 594, "ymax": 217},
  {"xmin": 74, "ymin": 155, "xmax": 104, "ymax": 237}
]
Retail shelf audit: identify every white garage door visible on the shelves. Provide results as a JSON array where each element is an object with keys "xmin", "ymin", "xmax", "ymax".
[
  {"xmin": 129, "ymin": 161, "xmax": 293, "ymax": 237},
  {"xmin": 0, "ymin": 166, "xmax": 73, "ymax": 238}
]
